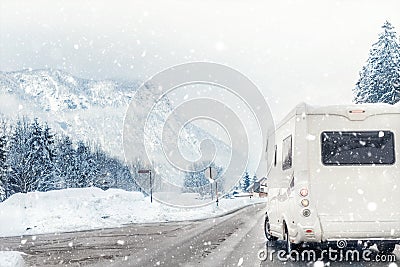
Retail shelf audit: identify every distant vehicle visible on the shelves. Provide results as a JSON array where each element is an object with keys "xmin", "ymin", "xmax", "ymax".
[{"xmin": 264, "ymin": 103, "xmax": 400, "ymax": 253}]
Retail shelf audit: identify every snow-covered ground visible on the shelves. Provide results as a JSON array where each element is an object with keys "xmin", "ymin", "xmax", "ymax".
[
  {"xmin": 0, "ymin": 188, "xmax": 266, "ymax": 237},
  {"xmin": 0, "ymin": 251, "xmax": 25, "ymax": 267}
]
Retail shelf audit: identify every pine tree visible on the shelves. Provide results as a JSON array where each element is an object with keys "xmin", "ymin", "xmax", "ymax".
[
  {"xmin": 0, "ymin": 117, "xmax": 141, "ymax": 200},
  {"xmin": 92, "ymin": 147, "xmax": 114, "ymax": 190},
  {"xmin": 252, "ymin": 174, "xmax": 258, "ymax": 184},
  {"xmin": 0, "ymin": 118, "xmax": 7, "ymax": 201},
  {"xmin": 5, "ymin": 118, "xmax": 56, "ymax": 194},
  {"xmin": 5, "ymin": 118, "xmax": 33, "ymax": 195},
  {"xmin": 240, "ymin": 172, "xmax": 251, "ymax": 192},
  {"xmin": 110, "ymin": 158, "xmax": 139, "ymax": 191},
  {"xmin": 75, "ymin": 141, "xmax": 90, "ymax": 188},
  {"xmin": 34, "ymin": 122, "xmax": 56, "ymax": 191},
  {"xmin": 354, "ymin": 21, "xmax": 400, "ymax": 105},
  {"xmin": 117, "ymin": 164, "xmax": 138, "ymax": 191},
  {"xmin": 75, "ymin": 141, "xmax": 100, "ymax": 188},
  {"xmin": 54, "ymin": 135, "xmax": 75, "ymax": 189},
  {"xmin": 129, "ymin": 158, "xmax": 148, "ymax": 193},
  {"xmin": 0, "ymin": 134, "xmax": 8, "ymax": 201},
  {"xmin": 183, "ymin": 163, "xmax": 210, "ymax": 196}
]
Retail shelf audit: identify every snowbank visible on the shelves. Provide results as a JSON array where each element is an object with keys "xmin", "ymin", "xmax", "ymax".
[
  {"xmin": 0, "ymin": 188, "xmax": 265, "ymax": 237},
  {"xmin": 0, "ymin": 251, "xmax": 25, "ymax": 267}
]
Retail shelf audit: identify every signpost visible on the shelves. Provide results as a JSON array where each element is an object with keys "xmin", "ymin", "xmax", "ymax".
[
  {"xmin": 205, "ymin": 166, "xmax": 218, "ymax": 206},
  {"xmin": 138, "ymin": 169, "xmax": 152, "ymax": 203}
]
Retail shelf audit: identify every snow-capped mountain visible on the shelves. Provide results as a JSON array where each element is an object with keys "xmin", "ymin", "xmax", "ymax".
[
  {"xmin": 0, "ymin": 69, "xmax": 231, "ymax": 189},
  {"xmin": 0, "ymin": 69, "xmax": 136, "ymax": 112}
]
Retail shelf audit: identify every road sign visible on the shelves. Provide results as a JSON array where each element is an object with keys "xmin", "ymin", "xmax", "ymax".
[{"xmin": 138, "ymin": 170, "xmax": 150, "ymax": 174}]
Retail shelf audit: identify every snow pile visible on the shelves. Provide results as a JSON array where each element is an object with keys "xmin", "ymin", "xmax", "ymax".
[
  {"xmin": 0, "ymin": 188, "xmax": 265, "ymax": 237},
  {"xmin": 0, "ymin": 251, "xmax": 25, "ymax": 267}
]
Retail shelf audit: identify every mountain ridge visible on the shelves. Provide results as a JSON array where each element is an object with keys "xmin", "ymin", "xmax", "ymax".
[{"xmin": 0, "ymin": 69, "xmax": 231, "ymax": 188}]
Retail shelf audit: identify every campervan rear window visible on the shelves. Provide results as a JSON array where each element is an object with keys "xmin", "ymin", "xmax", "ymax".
[{"xmin": 321, "ymin": 131, "xmax": 395, "ymax": 165}]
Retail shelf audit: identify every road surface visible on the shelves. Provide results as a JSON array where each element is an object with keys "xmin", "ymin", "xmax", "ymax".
[{"xmin": 0, "ymin": 203, "xmax": 398, "ymax": 266}]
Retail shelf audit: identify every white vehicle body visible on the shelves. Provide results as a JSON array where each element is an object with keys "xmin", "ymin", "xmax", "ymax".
[{"xmin": 266, "ymin": 103, "xmax": 400, "ymax": 248}]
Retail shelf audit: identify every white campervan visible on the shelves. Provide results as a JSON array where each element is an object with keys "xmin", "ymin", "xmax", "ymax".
[{"xmin": 264, "ymin": 103, "xmax": 400, "ymax": 253}]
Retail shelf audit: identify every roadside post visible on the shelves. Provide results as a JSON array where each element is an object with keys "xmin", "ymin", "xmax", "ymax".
[
  {"xmin": 215, "ymin": 181, "xmax": 219, "ymax": 207},
  {"xmin": 205, "ymin": 166, "xmax": 218, "ymax": 207},
  {"xmin": 138, "ymin": 169, "xmax": 152, "ymax": 203}
]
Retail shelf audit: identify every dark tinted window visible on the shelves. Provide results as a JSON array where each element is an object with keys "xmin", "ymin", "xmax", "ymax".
[
  {"xmin": 321, "ymin": 131, "xmax": 395, "ymax": 165},
  {"xmin": 282, "ymin": 135, "xmax": 292, "ymax": 170}
]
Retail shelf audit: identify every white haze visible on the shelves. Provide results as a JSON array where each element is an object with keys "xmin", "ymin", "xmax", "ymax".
[{"xmin": 1, "ymin": 0, "xmax": 400, "ymax": 120}]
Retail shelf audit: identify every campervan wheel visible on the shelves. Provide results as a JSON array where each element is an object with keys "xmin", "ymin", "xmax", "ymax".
[
  {"xmin": 283, "ymin": 223, "xmax": 301, "ymax": 253},
  {"xmin": 377, "ymin": 243, "xmax": 396, "ymax": 254},
  {"xmin": 264, "ymin": 214, "xmax": 277, "ymax": 241}
]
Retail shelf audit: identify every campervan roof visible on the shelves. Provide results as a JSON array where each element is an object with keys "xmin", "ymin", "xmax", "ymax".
[{"xmin": 276, "ymin": 102, "xmax": 400, "ymax": 130}]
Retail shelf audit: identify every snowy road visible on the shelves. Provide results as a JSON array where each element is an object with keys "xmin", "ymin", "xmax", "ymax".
[{"xmin": 0, "ymin": 203, "xmax": 398, "ymax": 267}]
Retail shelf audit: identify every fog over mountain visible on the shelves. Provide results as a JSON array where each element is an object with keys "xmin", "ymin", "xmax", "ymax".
[{"xmin": 0, "ymin": 69, "xmax": 231, "ymax": 187}]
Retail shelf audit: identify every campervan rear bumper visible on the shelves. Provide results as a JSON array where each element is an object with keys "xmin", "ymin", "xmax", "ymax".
[{"xmin": 319, "ymin": 218, "xmax": 400, "ymax": 241}]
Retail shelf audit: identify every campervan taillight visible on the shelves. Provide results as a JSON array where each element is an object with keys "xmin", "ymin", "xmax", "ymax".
[
  {"xmin": 300, "ymin": 188, "xmax": 308, "ymax": 197},
  {"xmin": 301, "ymin": 199, "xmax": 309, "ymax": 207}
]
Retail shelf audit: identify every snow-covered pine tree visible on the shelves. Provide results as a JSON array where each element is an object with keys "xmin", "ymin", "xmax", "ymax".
[
  {"xmin": 28, "ymin": 119, "xmax": 56, "ymax": 192},
  {"xmin": 5, "ymin": 118, "xmax": 33, "ymax": 195},
  {"xmin": 0, "ymin": 117, "xmax": 141, "ymax": 200},
  {"xmin": 75, "ymin": 141, "xmax": 98, "ymax": 188},
  {"xmin": 240, "ymin": 172, "xmax": 251, "ymax": 192},
  {"xmin": 107, "ymin": 157, "xmax": 138, "ymax": 191},
  {"xmin": 92, "ymin": 146, "xmax": 114, "ymax": 190},
  {"xmin": 117, "ymin": 164, "xmax": 139, "ymax": 191},
  {"xmin": 129, "ymin": 158, "xmax": 153, "ymax": 193},
  {"xmin": 353, "ymin": 21, "xmax": 400, "ymax": 105},
  {"xmin": 54, "ymin": 135, "xmax": 75, "ymax": 189},
  {"xmin": 37, "ymin": 122, "xmax": 57, "ymax": 191},
  {"xmin": 183, "ymin": 162, "xmax": 210, "ymax": 196},
  {"xmin": 0, "ymin": 134, "xmax": 7, "ymax": 201},
  {"xmin": 0, "ymin": 118, "xmax": 7, "ymax": 201},
  {"xmin": 252, "ymin": 174, "xmax": 258, "ymax": 184}
]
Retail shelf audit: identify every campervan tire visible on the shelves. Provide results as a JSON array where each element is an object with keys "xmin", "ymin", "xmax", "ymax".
[
  {"xmin": 377, "ymin": 243, "xmax": 396, "ymax": 254},
  {"xmin": 283, "ymin": 223, "xmax": 302, "ymax": 253},
  {"xmin": 264, "ymin": 214, "xmax": 278, "ymax": 241}
]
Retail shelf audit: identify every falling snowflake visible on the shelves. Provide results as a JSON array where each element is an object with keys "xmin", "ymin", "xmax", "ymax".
[
  {"xmin": 367, "ymin": 202, "xmax": 377, "ymax": 211},
  {"xmin": 215, "ymin": 41, "xmax": 226, "ymax": 51}
]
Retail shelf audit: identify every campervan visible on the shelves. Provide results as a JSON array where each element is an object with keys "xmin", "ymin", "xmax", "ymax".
[{"xmin": 264, "ymin": 103, "xmax": 400, "ymax": 253}]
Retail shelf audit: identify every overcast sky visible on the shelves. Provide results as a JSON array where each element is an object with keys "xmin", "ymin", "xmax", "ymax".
[{"xmin": 1, "ymin": 0, "xmax": 400, "ymax": 119}]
